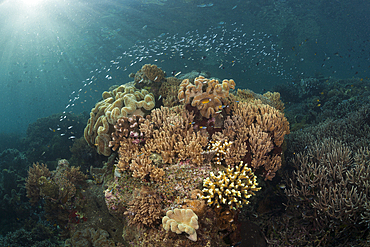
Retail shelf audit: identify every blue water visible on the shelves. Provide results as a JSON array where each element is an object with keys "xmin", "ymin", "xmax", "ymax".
[{"xmin": 0, "ymin": 0, "xmax": 368, "ymax": 134}]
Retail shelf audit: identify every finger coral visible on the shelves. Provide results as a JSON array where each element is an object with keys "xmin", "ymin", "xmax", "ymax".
[
  {"xmin": 84, "ymin": 84, "xmax": 155, "ymax": 156},
  {"xmin": 162, "ymin": 208, "xmax": 199, "ymax": 241},
  {"xmin": 178, "ymin": 76, "xmax": 235, "ymax": 118},
  {"xmin": 201, "ymin": 161, "xmax": 261, "ymax": 210}
]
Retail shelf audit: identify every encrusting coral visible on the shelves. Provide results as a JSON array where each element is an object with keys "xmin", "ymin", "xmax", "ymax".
[
  {"xmin": 201, "ymin": 161, "xmax": 261, "ymax": 210},
  {"xmin": 84, "ymin": 84, "xmax": 155, "ymax": 156},
  {"xmin": 178, "ymin": 76, "xmax": 236, "ymax": 118},
  {"xmin": 162, "ymin": 208, "xmax": 199, "ymax": 241}
]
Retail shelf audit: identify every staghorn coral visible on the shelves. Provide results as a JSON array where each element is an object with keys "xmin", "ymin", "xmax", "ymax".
[
  {"xmin": 285, "ymin": 139, "xmax": 370, "ymax": 235},
  {"xmin": 201, "ymin": 161, "xmax": 261, "ymax": 210},
  {"xmin": 84, "ymin": 84, "xmax": 155, "ymax": 156},
  {"xmin": 178, "ymin": 76, "xmax": 235, "ymax": 118},
  {"xmin": 162, "ymin": 208, "xmax": 199, "ymax": 241},
  {"xmin": 124, "ymin": 187, "xmax": 163, "ymax": 229}
]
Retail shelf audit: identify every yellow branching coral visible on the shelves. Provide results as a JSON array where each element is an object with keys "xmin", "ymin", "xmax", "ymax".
[
  {"xmin": 178, "ymin": 76, "xmax": 235, "ymax": 118},
  {"xmin": 201, "ymin": 161, "xmax": 261, "ymax": 210},
  {"xmin": 205, "ymin": 139, "xmax": 233, "ymax": 165},
  {"xmin": 162, "ymin": 208, "xmax": 199, "ymax": 241},
  {"xmin": 84, "ymin": 84, "xmax": 155, "ymax": 156}
]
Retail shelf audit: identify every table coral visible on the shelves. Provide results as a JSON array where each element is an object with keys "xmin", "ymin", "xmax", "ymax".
[
  {"xmin": 84, "ymin": 84, "xmax": 155, "ymax": 156},
  {"xmin": 178, "ymin": 76, "xmax": 235, "ymax": 118},
  {"xmin": 162, "ymin": 208, "xmax": 199, "ymax": 241},
  {"xmin": 201, "ymin": 161, "xmax": 261, "ymax": 210}
]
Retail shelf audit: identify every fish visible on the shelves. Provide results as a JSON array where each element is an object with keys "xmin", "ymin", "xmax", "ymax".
[
  {"xmin": 200, "ymin": 98, "xmax": 211, "ymax": 104},
  {"xmin": 174, "ymin": 71, "xmax": 181, "ymax": 77},
  {"xmin": 199, "ymin": 126, "xmax": 207, "ymax": 129}
]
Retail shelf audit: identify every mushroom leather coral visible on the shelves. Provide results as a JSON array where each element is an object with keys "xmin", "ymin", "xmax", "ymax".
[
  {"xmin": 178, "ymin": 76, "xmax": 235, "ymax": 118},
  {"xmin": 162, "ymin": 208, "xmax": 199, "ymax": 241},
  {"xmin": 84, "ymin": 84, "xmax": 155, "ymax": 156}
]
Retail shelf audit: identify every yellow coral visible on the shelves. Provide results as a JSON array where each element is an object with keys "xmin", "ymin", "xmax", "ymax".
[
  {"xmin": 84, "ymin": 84, "xmax": 155, "ymax": 156},
  {"xmin": 178, "ymin": 76, "xmax": 235, "ymax": 118},
  {"xmin": 201, "ymin": 161, "xmax": 261, "ymax": 210},
  {"xmin": 162, "ymin": 208, "xmax": 199, "ymax": 241}
]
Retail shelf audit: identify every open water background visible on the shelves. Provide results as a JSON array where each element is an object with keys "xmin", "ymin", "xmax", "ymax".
[{"xmin": 0, "ymin": 0, "xmax": 369, "ymax": 134}]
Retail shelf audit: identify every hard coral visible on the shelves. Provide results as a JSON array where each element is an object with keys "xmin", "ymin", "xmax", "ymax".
[
  {"xmin": 162, "ymin": 208, "xmax": 199, "ymax": 241},
  {"xmin": 178, "ymin": 76, "xmax": 235, "ymax": 118},
  {"xmin": 201, "ymin": 161, "xmax": 261, "ymax": 210},
  {"xmin": 84, "ymin": 84, "xmax": 155, "ymax": 156}
]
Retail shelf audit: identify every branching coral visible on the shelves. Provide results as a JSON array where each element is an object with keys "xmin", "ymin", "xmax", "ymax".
[
  {"xmin": 285, "ymin": 139, "xmax": 370, "ymax": 232},
  {"xmin": 124, "ymin": 187, "xmax": 163, "ymax": 228},
  {"xmin": 25, "ymin": 159, "xmax": 87, "ymax": 229},
  {"xmin": 129, "ymin": 156, "xmax": 165, "ymax": 183},
  {"xmin": 162, "ymin": 208, "xmax": 199, "ymax": 241},
  {"xmin": 201, "ymin": 161, "xmax": 261, "ymax": 210},
  {"xmin": 178, "ymin": 76, "xmax": 235, "ymax": 118},
  {"xmin": 25, "ymin": 162, "xmax": 52, "ymax": 205},
  {"xmin": 109, "ymin": 115, "xmax": 146, "ymax": 151},
  {"xmin": 84, "ymin": 84, "xmax": 155, "ymax": 156}
]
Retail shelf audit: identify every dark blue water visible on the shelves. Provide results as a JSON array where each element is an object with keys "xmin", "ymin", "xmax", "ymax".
[{"xmin": 0, "ymin": 0, "xmax": 368, "ymax": 134}]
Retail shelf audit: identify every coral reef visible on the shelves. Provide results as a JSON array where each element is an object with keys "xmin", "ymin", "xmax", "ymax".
[
  {"xmin": 82, "ymin": 67, "xmax": 290, "ymax": 246},
  {"xmin": 134, "ymin": 64, "xmax": 165, "ymax": 84},
  {"xmin": 109, "ymin": 115, "xmax": 146, "ymax": 151},
  {"xmin": 64, "ymin": 227, "xmax": 116, "ymax": 247},
  {"xmin": 178, "ymin": 76, "xmax": 236, "ymax": 118},
  {"xmin": 84, "ymin": 84, "xmax": 155, "ymax": 156},
  {"xmin": 162, "ymin": 208, "xmax": 199, "ymax": 241},
  {"xmin": 124, "ymin": 187, "xmax": 163, "ymax": 228},
  {"xmin": 202, "ymin": 161, "xmax": 261, "ymax": 210},
  {"xmin": 158, "ymin": 76, "xmax": 182, "ymax": 107},
  {"xmin": 25, "ymin": 160, "xmax": 88, "ymax": 230},
  {"xmin": 285, "ymin": 139, "xmax": 370, "ymax": 234}
]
